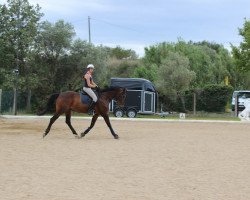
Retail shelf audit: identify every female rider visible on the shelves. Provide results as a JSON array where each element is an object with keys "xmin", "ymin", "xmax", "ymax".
[{"xmin": 83, "ymin": 64, "xmax": 98, "ymax": 112}]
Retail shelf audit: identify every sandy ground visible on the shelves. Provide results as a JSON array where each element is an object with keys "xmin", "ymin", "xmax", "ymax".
[{"xmin": 0, "ymin": 116, "xmax": 250, "ymax": 200}]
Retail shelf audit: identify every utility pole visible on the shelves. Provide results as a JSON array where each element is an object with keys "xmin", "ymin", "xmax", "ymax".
[
  {"xmin": 88, "ymin": 16, "xmax": 91, "ymax": 43},
  {"xmin": 13, "ymin": 0, "xmax": 21, "ymax": 115},
  {"xmin": 13, "ymin": 69, "xmax": 19, "ymax": 115}
]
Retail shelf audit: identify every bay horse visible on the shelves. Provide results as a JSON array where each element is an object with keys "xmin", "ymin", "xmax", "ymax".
[{"xmin": 37, "ymin": 87, "xmax": 126, "ymax": 139}]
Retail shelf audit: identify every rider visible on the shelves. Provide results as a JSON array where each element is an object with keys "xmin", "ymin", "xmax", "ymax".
[{"xmin": 83, "ymin": 64, "xmax": 98, "ymax": 112}]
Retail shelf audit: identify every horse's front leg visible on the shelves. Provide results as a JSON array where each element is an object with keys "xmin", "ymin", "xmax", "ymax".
[
  {"xmin": 102, "ymin": 114, "xmax": 119, "ymax": 139},
  {"xmin": 80, "ymin": 114, "xmax": 99, "ymax": 138}
]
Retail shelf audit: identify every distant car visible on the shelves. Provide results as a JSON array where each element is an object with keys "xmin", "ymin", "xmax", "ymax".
[{"xmin": 231, "ymin": 90, "xmax": 250, "ymax": 111}]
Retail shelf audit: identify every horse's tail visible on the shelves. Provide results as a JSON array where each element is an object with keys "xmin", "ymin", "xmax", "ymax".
[{"xmin": 37, "ymin": 93, "xmax": 60, "ymax": 116}]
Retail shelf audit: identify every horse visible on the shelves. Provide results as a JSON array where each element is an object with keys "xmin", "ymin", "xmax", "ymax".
[{"xmin": 37, "ymin": 87, "xmax": 127, "ymax": 139}]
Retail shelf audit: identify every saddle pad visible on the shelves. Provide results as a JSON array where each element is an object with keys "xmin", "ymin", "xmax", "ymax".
[{"xmin": 80, "ymin": 92, "xmax": 92, "ymax": 105}]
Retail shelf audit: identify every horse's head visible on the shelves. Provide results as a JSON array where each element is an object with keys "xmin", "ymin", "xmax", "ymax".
[{"xmin": 114, "ymin": 87, "xmax": 127, "ymax": 107}]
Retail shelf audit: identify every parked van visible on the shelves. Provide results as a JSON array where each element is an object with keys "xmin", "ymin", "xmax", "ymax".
[{"xmin": 231, "ymin": 90, "xmax": 250, "ymax": 111}]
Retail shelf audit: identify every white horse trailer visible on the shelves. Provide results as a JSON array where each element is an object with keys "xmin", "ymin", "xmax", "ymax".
[{"xmin": 110, "ymin": 78, "xmax": 157, "ymax": 118}]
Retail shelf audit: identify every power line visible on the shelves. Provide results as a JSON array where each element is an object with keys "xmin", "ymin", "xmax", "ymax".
[
  {"xmin": 91, "ymin": 17, "xmax": 141, "ymax": 33},
  {"xmin": 70, "ymin": 17, "xmax": 140, "ymax": 33}
]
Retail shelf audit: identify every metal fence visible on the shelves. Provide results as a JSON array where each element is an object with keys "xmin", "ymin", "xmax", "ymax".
[{"xmin": 0, "ymin": 89, "xmax": 27, "ymax": 114}]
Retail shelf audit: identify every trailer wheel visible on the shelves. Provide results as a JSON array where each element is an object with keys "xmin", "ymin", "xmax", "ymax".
[
  {"xmin": 114, "ymin": 109, "xmax": 124, "ymax": 117},
  {"xmin": 126, "ymin": 109, "xmax": 137, "ymax": 118}
]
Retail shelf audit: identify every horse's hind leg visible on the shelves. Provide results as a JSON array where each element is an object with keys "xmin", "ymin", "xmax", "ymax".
[
  {"xmin": 43, "ymin": 113, "xmax": 61, "ymax": 138},
  {"xmin": 80, "ymin": 113, "xmax": 99, "ymax": 138},
  {"xmin": 65, "ymin": 111, "xmax": 78, "ymax": 138}
]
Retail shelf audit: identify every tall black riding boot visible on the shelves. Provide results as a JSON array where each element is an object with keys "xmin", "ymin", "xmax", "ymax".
[{"xmin": 88, "ymin": 101, "xmax": 96, "ymax": 113}]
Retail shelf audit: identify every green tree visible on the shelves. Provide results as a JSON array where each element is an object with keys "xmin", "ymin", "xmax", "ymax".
[
  {"xmin": 232, "ymin": 19, "xmax": 250, "ymax": 73},
  {"xmin": 106, "ymin": 58, "xmax": 140, "ymax": 80},
  {"xmin": 33, "ymin": 20, "xmax": 75, "ymax": 92},
  {"xmin": 155, "ymin": 52, "xmax": 196, "ymax": 111},
  {"xmin": 107, "ymin": 46, "xmax": 137, "ymax": 59},
  {"xmin": 175, "ymin": 40, "xmax": 231, "ymax": 87},
  {"xmin": 0, "ymin": 0, "xmax": 43, "ymax": 111},
  {"xmin": 232, "ymin": 19, "xmax": 250, "ymax": 89},
  {"xmin": 0, "ymin": 0, "xmax": 43, "ymax": 88},
  {"xmin": 133, "ymin": 64, "xmax": 157, "ymax": 82},
  {"xmin": 68, "ymin": 40, "xmax": 110, "ymax": 89}
]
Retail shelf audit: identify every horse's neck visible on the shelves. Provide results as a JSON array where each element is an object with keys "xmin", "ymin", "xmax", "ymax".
[{"xmin": 100, "ymin": 91, "xmax": 116, "ymax": 102}]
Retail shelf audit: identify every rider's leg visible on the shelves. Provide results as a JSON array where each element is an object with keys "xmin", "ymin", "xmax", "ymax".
[{"xmin": 83, "ymin": 87, "xmax": 98, "ymax": 112}]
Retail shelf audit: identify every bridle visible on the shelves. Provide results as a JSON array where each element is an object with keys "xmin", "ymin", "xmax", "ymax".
[{"xmin": 113, "ymin": 88, "xmax": 126, "ymax": 105}]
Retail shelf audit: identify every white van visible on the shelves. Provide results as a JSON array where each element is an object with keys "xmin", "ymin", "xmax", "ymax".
[{"xmin": 231, "ymin": 90, "xmax": 250, "ymax": 111}]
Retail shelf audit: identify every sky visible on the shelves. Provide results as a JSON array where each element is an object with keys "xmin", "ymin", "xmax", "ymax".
[{"xmin": 1, "ymin": 0, "xmax": 250, "ymax": 56}]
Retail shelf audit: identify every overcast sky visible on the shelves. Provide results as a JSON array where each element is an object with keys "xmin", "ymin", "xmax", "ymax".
[{"xmin": 1, "ymin": 0, "xmax": 250, "ymax": 56}]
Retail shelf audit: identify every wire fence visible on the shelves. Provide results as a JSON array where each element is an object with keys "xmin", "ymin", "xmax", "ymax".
[{"xmin": 0, "ymin": 89, "xmax": 28, "ymax": 114}]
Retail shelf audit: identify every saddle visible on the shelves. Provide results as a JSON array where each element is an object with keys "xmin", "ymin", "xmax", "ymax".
[
  {"xmin": 80, "ymin": 90, "xmax": 99, "ymax": 105},
  {"xmin": 80, "ymin": 91, "xmax": 92, "ymax": 105}
]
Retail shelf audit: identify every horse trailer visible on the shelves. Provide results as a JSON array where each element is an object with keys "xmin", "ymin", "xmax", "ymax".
[{"xmin": 110, "ymin": 78, "xmax": 157, "ymax": 118}]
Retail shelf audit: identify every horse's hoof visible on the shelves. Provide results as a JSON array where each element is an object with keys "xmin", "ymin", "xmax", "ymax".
[
  {"xmin": 114, "ymin": 135, "xmax": 119, "ymax": 139},
  {"xmin": 75, "ymin": 135, "xmax": 80, "ymax": 139}
]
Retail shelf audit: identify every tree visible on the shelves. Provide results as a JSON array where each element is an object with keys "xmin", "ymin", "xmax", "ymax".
[
  {"xmin": 155, "ymin": 52, "xmax": 196, "ymax": 111},
  {"xmin": 232, "ymin": 19, "xmax": 250, "ymax": 89},
  {"xmin": 0, "ymin": 0, "xmax": 43, "ymax": 112},
  {"xmin": 106, "ymin": 58, "xmax": 140, "ymax": 81},
  {"xmin": 106, "ymin": 46, "xmax": 137, "ymax": 59},
  {"xmin": 175, "ymin": 40, "xmax": 231, "ymax": 88},
  {"xmin": 0, "ymin": 0, "xmax": 43, "ymax": 80},
  {"xmin": 68, "ymin": 40, "xmax": 110, "ymax": 89},
  {"xmin": 232, "ymin": 19, "xmax": 250, "ymax": 73},
  {"xmin": 33, "ymin": 20, "xmax": 76, "ymax": 92},
  {"xmin": 133, "ymin": 64, "xmax": 157, "ymax": 82}
]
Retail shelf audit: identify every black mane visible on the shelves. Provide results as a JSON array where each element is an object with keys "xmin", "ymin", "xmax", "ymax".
[{"xmin": 100, "ymin": 86, "xmax": 123, "ymax": 93}]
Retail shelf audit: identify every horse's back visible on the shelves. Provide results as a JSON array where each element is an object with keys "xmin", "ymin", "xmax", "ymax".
[
  {"xmin": 56, "ymin": 91, "xmax": 80, "ymax": 107},
  {"xmin": 57, "ymin": 91, "xmax": 89, "ymax": 113},
  {"xmin": 58, "ymin": 91, "xmax": 79, "ymax": 100}
]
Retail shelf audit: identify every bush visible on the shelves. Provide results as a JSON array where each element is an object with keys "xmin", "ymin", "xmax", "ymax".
[
  {"xmin": 161, "ymin": 85, "xmax": 233, "ymax": 112},
  {"xmin": 199, "ymin": 84, "xmax": 233, "ymax": 112}
]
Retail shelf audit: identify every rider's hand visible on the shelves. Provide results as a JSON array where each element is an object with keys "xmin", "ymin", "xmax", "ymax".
[{"xmin": 95, "ymin": 85, "xmax": 100, "ymax": 92}]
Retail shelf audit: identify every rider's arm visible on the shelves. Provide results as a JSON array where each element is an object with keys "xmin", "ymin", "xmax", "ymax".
[
  {"xmin": 84, "ymin": 74, "xmax": 96, "ymax": 88},
  {"xmin": 91, "ymin": 80, "xmax": 97, "ymax": 87}
]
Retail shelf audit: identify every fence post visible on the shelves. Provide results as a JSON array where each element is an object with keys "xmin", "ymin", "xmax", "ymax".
[
  {"xmin": 13, "ymin": 88, "xmax": 17, "ymax": 115},
  {"xmin": 235, "ymin": 95, "xmax": 238, "ymax": 117},
  {"xmin": 0, "ymin": 89, "xmax": 2, "ymax": 113},
  {"xmin": 193, "ymin": 92, "xmax": 196, "ymax": 115},
  {"xmin": 26, "ymin": 89, "xmax": 31, "ymax": 112}
]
